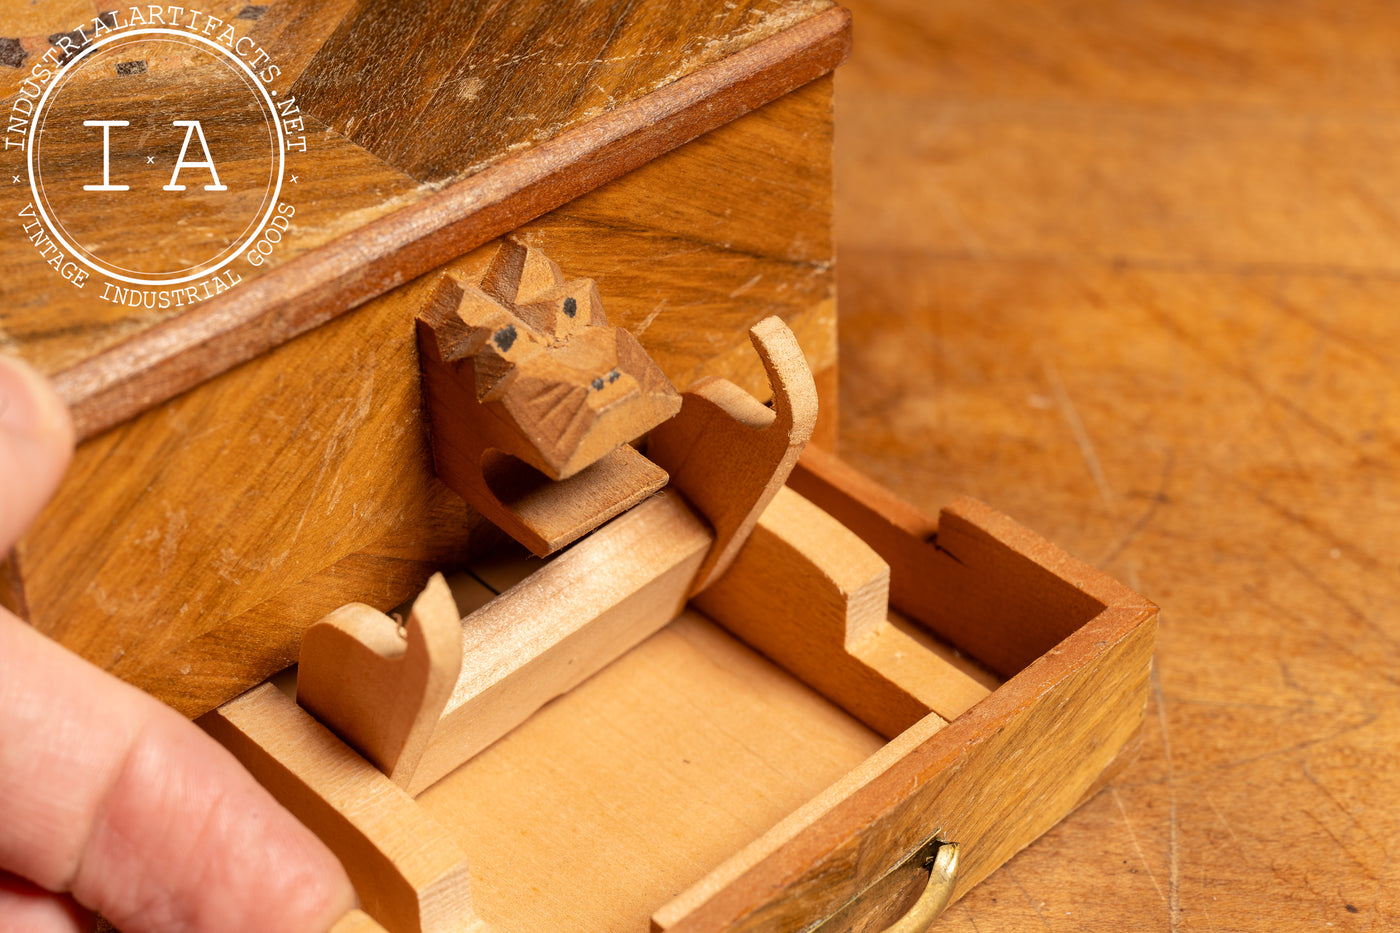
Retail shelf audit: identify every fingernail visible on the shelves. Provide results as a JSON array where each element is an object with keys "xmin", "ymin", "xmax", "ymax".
[{"xmin": 0, "ymin": 354, "xmax": 65, "ymax": 436}]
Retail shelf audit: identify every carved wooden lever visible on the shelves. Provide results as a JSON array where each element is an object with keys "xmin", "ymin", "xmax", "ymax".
[
  {"xmin": 648, "ymin": 315, "xmax": 818, "ymax": 593},
  {"xmin": 297, "ymin": 574, "xmax": 463, "ymax": 785}
]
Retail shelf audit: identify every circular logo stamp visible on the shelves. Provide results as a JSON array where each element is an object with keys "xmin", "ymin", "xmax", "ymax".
[{"xmin": 7, "ymin": 10, "xmax": 307, "ymax": 306}]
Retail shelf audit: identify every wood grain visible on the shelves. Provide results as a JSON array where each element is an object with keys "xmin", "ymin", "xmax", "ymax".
[
  {"xmin": 8, "ymin": 71, "xmax": 839, "ymax": 719},
  {"xmin": 832, "ymin": 1, "xmax": 1400, "ymax": 928},
  {"xmin": 656, "ymin": 492, "xmax": 1156, "ymax": 933},
  {"xmin": 293, "ymin": 0, "xmax": 838, "ymax": 184},
  {"xmin": 649, "ymin": 317, "xmax": 818, "ymax": 592},
  {"xmin": 0, "ymin": 0, "xmax": 411, "ymax": 377},
  {"xmin": 200, "ymin": 683, "xmax": 487, "ymax": 933},
  {"xmin": 415, "ymin": 610, "xmax": 886, "ymax": 933},
  {"xmin": 0, "ymin": 2, "xmax": 850, "ymax": 439},
  {"xmin": 409, "ymin": 492, "xmax": 712, "ymax": 795}
]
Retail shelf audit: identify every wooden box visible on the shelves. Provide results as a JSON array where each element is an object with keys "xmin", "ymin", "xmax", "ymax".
[
  {"xmin": 3, "ymin": 2, "xmax": 1158, "ymax": 927},
  {"xmin": 0, "ymin": 0, "xmax": 849, "ymax": 719},
  {"xmin": 203, "ymin": 447, "xmax": 1157, "ymax": 933}
]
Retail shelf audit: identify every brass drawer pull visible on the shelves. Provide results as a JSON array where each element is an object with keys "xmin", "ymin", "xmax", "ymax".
[
  {"xmin": 809, "ymin": 837, "xmax": 960, "ymax": 933},
  {"xmin": 883, "ymin": 841, "xmax": 960, "ymax": 933}
]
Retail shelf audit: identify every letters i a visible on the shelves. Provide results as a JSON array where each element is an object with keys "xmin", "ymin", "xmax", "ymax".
[{"xmin": 80, "ymin": 119, "xmax": 227, "ymax": 191}]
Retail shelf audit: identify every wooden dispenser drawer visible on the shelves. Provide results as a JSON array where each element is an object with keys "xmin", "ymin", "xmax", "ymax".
[{"xmin": 202, "ymin": 446, "xmax": 1156, "ymax": 933}]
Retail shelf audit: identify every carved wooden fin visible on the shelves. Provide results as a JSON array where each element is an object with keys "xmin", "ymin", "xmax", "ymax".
[
  {"xmin": 417, "ymin": 237, "xmax": 681, "ymax": 555},
  {"xmin": 294, "ymin": 496, "xmax": 714, "ymax": 797},
  {"xmin": 648, "ymin": 315, "xmax": 819, "ymax": 593},
  {"xmin": 296, "ymin": 573, "xmax": 463, "ymax": 789}
]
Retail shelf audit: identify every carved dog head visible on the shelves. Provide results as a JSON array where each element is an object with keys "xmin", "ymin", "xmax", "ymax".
[{"xmin": 418, "ymin": 238, "xmax": 681, "ymax": 480}]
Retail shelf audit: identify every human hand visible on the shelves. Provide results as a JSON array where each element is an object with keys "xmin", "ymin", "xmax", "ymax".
[{"xmin": 0, "ymin": 355, "xmax": 356, "ymax": 933}]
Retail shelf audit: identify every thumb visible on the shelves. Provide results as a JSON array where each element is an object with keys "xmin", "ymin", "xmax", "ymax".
[
  {"xmin": 0, "ymin": 359, "xmax": 357, "ymax": 931},
  {"xmin": 0, "ymin": 354, "xmax": 75, "ymax": 552}
]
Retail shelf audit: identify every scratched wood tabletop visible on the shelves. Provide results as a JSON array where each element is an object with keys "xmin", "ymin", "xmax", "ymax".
[{"xmin": 832, "ymin": 1, "xmax": 1400, "ymax": 930}]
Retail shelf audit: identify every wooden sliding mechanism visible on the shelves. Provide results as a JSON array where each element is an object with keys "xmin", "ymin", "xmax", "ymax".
[
  {"xmin": 204, "ymin": 310, "xmax": 881, "ymax": 933},
  {"xmin": 204, "ymin": 290, "xmax": 1156, "ymax": 933},
  {"xmin": 296, "ymin": 310, "xmax": 818, "ymax": 797}
]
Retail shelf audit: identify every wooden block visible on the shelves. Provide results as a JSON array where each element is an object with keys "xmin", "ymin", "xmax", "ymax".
[
  {"xmin": 199, "ymin": 684, "xmax": 486, "ymax": 933},
  {"xmin": 297, "ymin": 574, "xmax": 463, "ymax": 788},
  {"xmin": 787, "ymin": 446, "xmax": 944, "ymax": 634},
  {"xmin": 649, "ymin": 317, "xmax": 818, "ymax": 592},
  {"xmin": 695, "ymin": 484, "xmax": 971, "ymax": 739},
  {"xmin": 408, "ymin": 492, "xmax": 713, "ymax": 795},
  {"xmin": 873, "ymin": 609, "xmax": 1001, "ymax": 723}
]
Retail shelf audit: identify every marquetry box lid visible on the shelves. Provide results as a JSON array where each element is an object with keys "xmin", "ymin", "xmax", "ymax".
[{"xmin": 1, "ymin": 0, "xmax": 850, "ymax": 716}]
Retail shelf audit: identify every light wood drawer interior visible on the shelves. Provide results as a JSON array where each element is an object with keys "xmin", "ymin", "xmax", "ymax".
[
  {"xmin": 207, "ymin": 449, "xmax": 1154, "ymax": 933},
  {"xmin": 413, "ymin": 536, "xmax": 999, "ymax": 933},
  {"xmin": 419, "ymin": 609, "xmax": 893, "ymax": 932}
]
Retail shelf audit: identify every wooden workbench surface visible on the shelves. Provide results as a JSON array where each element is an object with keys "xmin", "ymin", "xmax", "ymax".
[{"xmin": 834, "ymin": 2, "xmax": 1400, "ymax": 930}]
